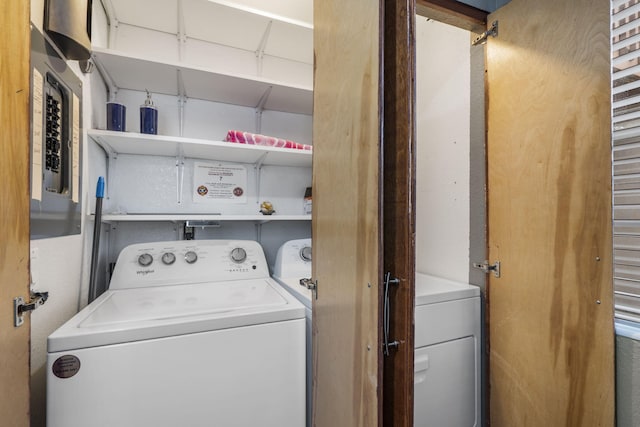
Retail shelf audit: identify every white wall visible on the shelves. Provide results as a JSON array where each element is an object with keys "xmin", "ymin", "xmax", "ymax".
[
  {"xmin": 29, "ymin": 237, "xmax": 84, "ymax": 427},
  {"xmin": 415, "ymin": 16, "xmax": 471, "ymax": 283}
]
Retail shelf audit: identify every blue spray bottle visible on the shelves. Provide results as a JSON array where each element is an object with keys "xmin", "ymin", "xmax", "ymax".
[{"xmin": 140, "ymin": 89, "xmax": 158, "ymax": 135}]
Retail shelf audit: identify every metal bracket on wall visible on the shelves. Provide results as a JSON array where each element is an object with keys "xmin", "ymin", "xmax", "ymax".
[
  {"xmin": 175, "ymin": 150, "xmax": 185, "ymax": 204},
  {"xmin": 255, "ymin": 86, "xmax": 272, "ymax": 134},
  {"xmin": 177, "ymin": 70, "xmax": 187, "ymax": 137},
  {"xmin": 254, "ymin": 152, "xmax": 268, "ymax": 206},
  {"xmin": 255, "ymin": 20, "xmax": 273, "ymax": 77}
]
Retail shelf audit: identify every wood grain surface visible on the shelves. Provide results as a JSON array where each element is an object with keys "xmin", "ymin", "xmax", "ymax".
[
  {"xmin": 312, "ymin": 0, "xmax": 382, "ymax": 425},
  {"xmin": 416, "ymin": 0, "xmax": 487, "ymax": 33},
  {"xmin": 0, "ymin": 0, "xmax": 32, "ymax": 425},
  {"xmin": 486, "ymin": 0, "xmax": 614, "ymax": 425}
]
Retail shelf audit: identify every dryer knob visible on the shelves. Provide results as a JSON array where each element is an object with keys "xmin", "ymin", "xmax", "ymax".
[
  {"xmin": 161, "ymin": 252, "xmax": 176, "ymax": 265},
  {"xmin": 184, "ymin": 251, "xmax": 198, "ymax": 264},
  {"xmin": 230, "ymin": 247, "xmax": 247, "ymax": 263},
  {"xmin": 300, "ymin": 246, "xmax": 312, "ymax": 262},
  {"xmin": 138, "ymin": 253, "xmax": 153, "ymax": 267}
]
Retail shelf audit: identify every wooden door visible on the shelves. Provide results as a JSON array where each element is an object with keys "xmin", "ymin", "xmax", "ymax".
[
  {"xmin": 312, "ymin": 0, "xmax": 383, "ymax": 425},
  {"xmin": 0, "ymin": 0, "xmax": 32, "ymax": 425},
  {"xmin": 313, "ymin": 0, "xmax": 416, "ymax": 424},
  {"xmin": 486, "ymin": 0, "xmax": 614, "ymax": 425}
]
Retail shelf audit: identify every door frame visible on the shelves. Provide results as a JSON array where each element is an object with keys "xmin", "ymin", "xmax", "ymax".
[
  {"xmin": 382, "ymin": 0, "xmax": 417, "ymax": 425},
  {"xmin": 382, "ymin": 1, "xmax": 489, "ymax": 425}
]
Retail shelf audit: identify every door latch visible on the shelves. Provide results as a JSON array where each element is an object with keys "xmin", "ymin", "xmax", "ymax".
[
  {"xmin": 299, "ymin": 278, "xmax": 318, "ymax": 300},
  {"xmin": 472, "ymin": 260, "xmax": 501, "ymax": 278},
  {"xmin": 14, "ymin": 291, "xmax": 49, "ymax": 327}
]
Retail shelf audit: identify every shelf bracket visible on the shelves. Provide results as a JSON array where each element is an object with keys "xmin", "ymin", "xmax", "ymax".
[
  {"xmin": 177, "ymin": 0, "xmax": 187, "ymax": 62},
  {"xmin": 255, "ymin": 20, "xmax": 273, "ymax": 77},
  {"xmin": 176, "ymin": 146, "xmax": 185, "ymax": 205},
  {"xmin": 255, "ymin": 86, "xmax": 272, "ymax": 134},
  {"xmin": 91, "ymin": 136, "xmax": 117, "ymax": 202},
  {"xmin": 177, "ymin": 69, "xmax": 187, "ymax": 137},
  {"xmin": 254, "ymin": 152, "xmax": 268, "ymax": 206},
  {"xmin": 106, "ymin": 152, "xmax": 118, "ymax": 204},
  {"xmin": 92, "ymin": 53, "xmax": 119, "ymax": 102},
  {"xmin": 100, "ymin": 0, "xmax": 119, "ymax": 49},
  {"xmin": 255, "ymin": 222, "xmax": 262, "ymax": 242}
]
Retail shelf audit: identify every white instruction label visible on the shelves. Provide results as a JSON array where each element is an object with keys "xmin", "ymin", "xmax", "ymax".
[
  {"xmin": 193, "ymin": 162, "xmax": 247, "ymax": 204},
  {"xmin": 72, "ymin": 93, "xmax": 80, "ymax": 203},
  {"xmin": 31, "ymin": 68, "xmax": 43, "ymax": 201}
]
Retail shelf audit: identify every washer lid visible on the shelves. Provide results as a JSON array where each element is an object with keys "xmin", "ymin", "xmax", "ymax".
[
  {"xmin": 273, "ymin": 276, "xmax": 312, "ymax": 309},
  {"xmin": 415, "ymin": 273, "xmax": 480, "ymax": 306},
  {"xmin": 48, "ymin": 278, "xmax": 305, "ymax": 353}
]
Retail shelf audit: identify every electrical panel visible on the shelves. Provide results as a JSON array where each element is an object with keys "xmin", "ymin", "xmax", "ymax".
[{"xmin": 30, "ymin": 27, "xmax": 83, "ymax": 239}]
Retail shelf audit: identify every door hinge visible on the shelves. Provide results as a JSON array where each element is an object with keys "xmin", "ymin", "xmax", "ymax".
[
  {"xmin": 14, "ymin": 291, "xmax": 49, "ymax": 327},
  {"xmin": 472, "ymin": 20, "xmax": 499, "ymax": 46},
  {"xmin": 299, "ymin": 278, "xmax": 317, "ymax": 300},
  {"xmin": 472, "ymin": 260, "xmax": 501, "ymax": 278}
]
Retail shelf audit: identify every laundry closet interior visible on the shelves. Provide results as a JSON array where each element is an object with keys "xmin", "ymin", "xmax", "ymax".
[
  {"xmin": 86, "ymin": 0, "xmax": 314, "ymax": 293},
  {"xmin": 29, "ymin": 0, "xmax": 494, "ymax": 425}
]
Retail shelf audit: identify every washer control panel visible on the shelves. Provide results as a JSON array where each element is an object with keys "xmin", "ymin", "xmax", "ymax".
[
  {"xmin": 272, "ymin": 238, "xmax": 312, "ymax": 279},
  {"xmin": 110, "ymin": 240, "xmax": 270, "ymax": 289}
]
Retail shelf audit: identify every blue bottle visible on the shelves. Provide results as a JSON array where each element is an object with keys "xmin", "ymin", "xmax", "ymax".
[
  {"xmin": 106, "ymin": 102, "xmax": 126, "ymax": 131},
  {"xmin": 140, "ymin": 90, "xmax": 158, "ymax": 135}
]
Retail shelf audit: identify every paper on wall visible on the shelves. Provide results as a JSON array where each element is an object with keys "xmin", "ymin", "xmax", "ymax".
[
  {"xmin": 193, "ymin": 161, "xmax": 248, "ymax": 204},
  {"xmin": 31, "ymin": 68, "xmax": 43, "ymax": 201},
  {"xmin": 72, "ymin": 93, "xmax": 80, "ymax": 203}
]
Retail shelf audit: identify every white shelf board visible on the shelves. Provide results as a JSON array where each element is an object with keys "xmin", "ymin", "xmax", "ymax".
[
  {"xmin": 96, "ymin": 214, "xmax": 311, "ymax": 223},
  {"xmin": 92, "ymin": 47, "xmax": 313, "ymax": 115},
  {"xmin": 88, "ymin": 129, "xmax": 313, "ymax": 167}
]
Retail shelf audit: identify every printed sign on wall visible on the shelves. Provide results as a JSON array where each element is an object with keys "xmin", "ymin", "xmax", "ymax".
[{"xmin": 193, "ymin": 161, "xmax": 247, "ymax": 204}]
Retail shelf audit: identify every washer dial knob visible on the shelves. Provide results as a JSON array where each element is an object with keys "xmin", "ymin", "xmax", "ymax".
[
  {"xmin": 300, "ymin": 246, "xmax": 312, "ymax": 262},
  {"xmin": 138, "ymin": 253, "xmax": 153, "ymax": 267},
  {"xmin": 230, "ymin": 247, "xmax": 247, "ymax": 263},
  {"xmin": 184, "ymin": 251, "xmax": 198, "ymax": 264},
  {"xmin": 161, "ymin": 252, "xmax": 176, "ymax": 265}
]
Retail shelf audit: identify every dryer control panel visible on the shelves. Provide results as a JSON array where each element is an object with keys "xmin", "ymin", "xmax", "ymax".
[
  {"xmin": 109, "ymin": 240, "xmax": 270, "ymax": 289},
  {"xmin": 273, "ymin": 238, "xmax": 312, "ymax": 279}
]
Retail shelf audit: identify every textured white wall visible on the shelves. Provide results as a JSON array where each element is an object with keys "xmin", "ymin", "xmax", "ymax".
[
  {"xmin": 415, "ymin": 16, "xmax": 471, "ymax": 282},
  {"xmin": 29, "ymin": 237, "xmax": 84, "ymax": 427}
]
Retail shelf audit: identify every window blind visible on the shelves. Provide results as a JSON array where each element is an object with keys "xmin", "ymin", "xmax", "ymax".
[{"xmin": 613, "ymin": 0, "xmax": 640, "ymax": 323}]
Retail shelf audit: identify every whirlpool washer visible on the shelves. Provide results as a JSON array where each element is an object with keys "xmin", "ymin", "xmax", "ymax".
[{"xmin": 47, "ymin": 239, "xmax": 306, "ymax": 427}]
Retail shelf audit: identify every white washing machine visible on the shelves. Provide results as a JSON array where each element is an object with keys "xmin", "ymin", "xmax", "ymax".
[
  {"xmin": 414, "ymin": 273, "xmax": 481, "ymax": 427},
  {"xmin": 47, "ymin": 239, "xmax": 306, "ymax": 427},
  {"xmin": 272, "ymin": 238, "xmax": 312, "ymax": 427}
]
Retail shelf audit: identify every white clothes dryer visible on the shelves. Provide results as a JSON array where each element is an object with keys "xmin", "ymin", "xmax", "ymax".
[
  {"xmin": 272, "ymin": 238, "xmax": 312, "ymax": 427},
  {"xmin": 414, "ymin": 273, "xmax": 481, "ymax": 427},
  {"xmin": 47, "ymin": 239, "xmax": 306, "ymax": 427}
]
